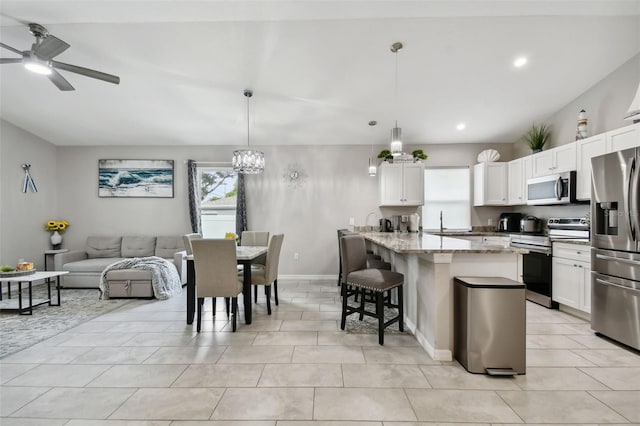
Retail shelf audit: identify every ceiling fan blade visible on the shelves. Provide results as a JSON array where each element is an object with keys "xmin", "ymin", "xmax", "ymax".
[
  {"xmin": 34, "ymin": 35, "xmax": 70, "ymax": 60},
  {"xmin": 0, "ymin": 42, "xmax": 24, "ymax": 56},
  {"xmin": 52, "ymin": 60, "xmax": 120, "ymax": 85},
  {"xmin": 48, "ymin": 69, "xmax": 75, "ymax": 91},
  {"xmin": 0, "ymin": 58, "xmax": 22, "ymax": 64}
]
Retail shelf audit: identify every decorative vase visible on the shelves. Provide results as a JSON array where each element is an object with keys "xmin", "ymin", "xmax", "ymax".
[{"xmin": 50, "ymin": 231, "xmax": 62, "ymax": 250}]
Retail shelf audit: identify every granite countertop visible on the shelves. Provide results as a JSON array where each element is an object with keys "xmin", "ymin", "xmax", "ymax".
[
  {"xmin": 361, "ymin": 232, "xmax": 529, "ymax": 255},
  {"xmin": 550, "ymin": 238, "xmax": 591, "ymax": 246}
]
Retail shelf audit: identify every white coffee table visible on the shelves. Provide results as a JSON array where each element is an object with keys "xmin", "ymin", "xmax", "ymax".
[{"xmin": 0, "ymin": 271, "xmax": 68, "ymax": 315}]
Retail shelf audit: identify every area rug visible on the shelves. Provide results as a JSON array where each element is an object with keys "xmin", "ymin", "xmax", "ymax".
[
  {"xmin": 0, "ymin": 286, "xmax": 132, "ymax": 358},
  {"xmin": 344, "ymin": 300, "xmax": 410, "ymax": 335}
]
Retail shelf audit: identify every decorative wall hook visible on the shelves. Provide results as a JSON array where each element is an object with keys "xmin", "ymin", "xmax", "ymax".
[{"xmin": 21, "ymin": 163, "xmax": 38, "ymax": 193}]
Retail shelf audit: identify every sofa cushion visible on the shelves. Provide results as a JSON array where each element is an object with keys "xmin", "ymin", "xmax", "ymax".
[
  {"xmin": 63, "ymin": 258, "xmax": 125, "ymax": 272},
  {"xmin": 121, "ymin": 236, "xmax": 156, "ymax": 258},
  {"xmin": 155, "ymin": 236, "xmax": 185, "ymax": 258},
  {"xmin": 86, "ymin": 236, "xmax": 122, "ymax": 258}
]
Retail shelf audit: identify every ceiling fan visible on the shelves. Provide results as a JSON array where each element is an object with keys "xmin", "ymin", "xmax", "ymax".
[{"xmin": 0, "ymin": 23, "xmax": 120, "ymax": 91}]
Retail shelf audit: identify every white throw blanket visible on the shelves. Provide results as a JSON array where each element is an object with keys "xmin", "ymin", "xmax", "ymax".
[{"xmin": 99, "ymin": 256, "xmax": 182, "ymax": 300}]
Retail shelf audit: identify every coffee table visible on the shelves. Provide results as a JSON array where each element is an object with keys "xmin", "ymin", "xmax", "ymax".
[{"xmin": 0, "ymin": 271, "xmax": 68, "ymax": 315}]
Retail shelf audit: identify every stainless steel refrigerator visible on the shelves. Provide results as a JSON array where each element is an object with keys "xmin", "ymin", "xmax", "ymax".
[{"xmin": 591, "ymin": 147, "xmax": 640, "ymax": 350}]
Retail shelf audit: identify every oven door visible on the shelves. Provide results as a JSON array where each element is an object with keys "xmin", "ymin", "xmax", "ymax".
[{"xmin": 521, "ymin": 250, "xmax": 555, "ymax": 307}]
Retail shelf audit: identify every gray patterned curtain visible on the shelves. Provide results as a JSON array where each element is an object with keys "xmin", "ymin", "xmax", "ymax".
[
  {"xmin": 187, "ymin": 160, "xmax": 201, "ymax": 234},
  {"xmin": 236, "ymin": 173, "xmax": 248, "ymax": 237}
]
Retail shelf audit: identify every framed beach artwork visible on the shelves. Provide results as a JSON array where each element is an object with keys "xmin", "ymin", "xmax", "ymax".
[{"xmin": 98, "ymin": 159, "xmax": 174, "ymax": 198}]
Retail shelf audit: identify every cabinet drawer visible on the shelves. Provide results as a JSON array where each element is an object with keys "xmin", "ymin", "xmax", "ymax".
[{"xmin": 553, "ymin": 242, "xmax": 590, "ymax": 262}]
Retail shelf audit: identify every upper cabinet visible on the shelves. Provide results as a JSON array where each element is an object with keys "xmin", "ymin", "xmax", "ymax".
[
  {"xmin": 507, "ymin": 156, "xmax": 532, "ymax": 205},
  {"xmin": 378, "ymin": 162, "xmax": 424, "ymax": 206},
  {"xmin": 576, "ymin": 134, "xmax": 606, "ymax": 200},
  {"xmin": 474, "ymin": 162, "xmax": 507, "ymax": 206},
  {"xmin": 606, "ymin": 123, "xmax": 640, "ymax": 153},
  {"xmin": 532, "ymin": 142, "xmax": 576, "ymax": 177}
]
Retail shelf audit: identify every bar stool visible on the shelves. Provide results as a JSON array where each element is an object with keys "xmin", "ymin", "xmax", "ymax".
[{"xmin": 340, "ymin": 234, "xmax": 404, "ymax": 345}]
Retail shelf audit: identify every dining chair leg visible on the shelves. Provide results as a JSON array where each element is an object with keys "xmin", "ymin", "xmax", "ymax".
[
  {"xmin": 359, "ymin": 288, "xmax": 366, "ymax": 321},
  {"xmin": 274, "ymin": 279, "xmax": 279, "ymax": 305},
  {"xmin": 212, "ymin": 297, "xmax": 216, "ymax": 317},
  {"xmin": 231, "ymin": 296, "xmax": 238, "ymax": 332},
  {"xmin": 196, "ymin": 297, "xmax": 204, "ymax": 333},
  {"xmin": 265, "ymin": 285, "xmax": 272, "ymax": 315},
  {"xmin": 376, "ymin": 292, "xmax": 384, "ymax": 345},
  {"xmin": 340, "ymin": 281, "xmax": 348, "ymax": 330},
  {"xmin": 225, "ymin": 297, "xmax": 230, "ymax": 318}
]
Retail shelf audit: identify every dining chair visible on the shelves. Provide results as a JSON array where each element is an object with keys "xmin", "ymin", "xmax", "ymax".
[
  {"xmin": 191, "ymin": 239, "xmax": 243, "ymax": 332},
  {"xmin": 242, "ymin": 233, "xmax": 284, "ymax": 315},
  {"xmin": 241, "ymin": 230, "xmax": 269, "ymax": 302},
  {"xmin": 340, "ymin": 234, "xmax": 404, "ymax": 345},
  {"xmin": 182, "ymin": 233, "xmax": 202, "ymax": 255}
]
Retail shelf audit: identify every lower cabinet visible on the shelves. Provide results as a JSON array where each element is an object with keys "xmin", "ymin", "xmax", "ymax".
[{"xmin": 552, "ymin": 242, "xmax": 591, "ymax": 313}]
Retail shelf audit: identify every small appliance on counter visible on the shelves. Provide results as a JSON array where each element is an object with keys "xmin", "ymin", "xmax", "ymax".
[
  {"xmin": 408, "ymin": 213, "xmax": 420, "ymax": 233},
  {"xmin": 520, "ymin": 216, "xmax": 541, "ymax": 233},
  {"xmin": 379, "ymin": 218, "xmax": 393, "ymax": 232},
  {"xmin": 498, "ymin": 213, "xmax": 523, "ymax": 233},
  {"xmin": 392, "ymin": 215, "xmax": 409, "ymax": 233}
]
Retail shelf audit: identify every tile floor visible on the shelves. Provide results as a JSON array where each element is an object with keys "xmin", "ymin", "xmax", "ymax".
[{"xmin": 1, "ymin": 278, "xmax": 639, "ymax": 425}]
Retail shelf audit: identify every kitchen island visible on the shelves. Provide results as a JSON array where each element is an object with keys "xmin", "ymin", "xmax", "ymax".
[{"xmin": 361, "ymin": 232, "xmax": 528, "ymax": 361}]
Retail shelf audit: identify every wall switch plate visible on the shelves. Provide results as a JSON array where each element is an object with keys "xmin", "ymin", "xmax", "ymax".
[
  {"xmin": 293, "ymin": 252, "xmax": 300, "ymax": 260},
  {"xmin": 349, "ymin": 217, "xmax": 355, "ymax": 226}
]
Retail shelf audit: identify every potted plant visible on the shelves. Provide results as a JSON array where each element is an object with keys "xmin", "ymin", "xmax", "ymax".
[
  {"xmin": 377, "ymin": 149, "xmax": 393, "ymax": 161},
  {"xmin": 412, "ymin": 149, "xmax": 428, "ymax": 161},
  {"xmin": 524, "ymin": 123, "xmax": 551, "ymax": 153}
]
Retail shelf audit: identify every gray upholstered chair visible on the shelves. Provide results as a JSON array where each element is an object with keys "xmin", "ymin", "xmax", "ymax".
[
  {"xmin": 241, "ymin": 230, "xmax": 270, "ymax": 302},
  {"xmin": 182, "ymin": 233, "xmax": 202, "ymax": 256},
  {"xmin": 242, "ymin": 233, "xmax": 284, "ymax": 315},
  {"xmin": 191, "ymin": 239, "xmax": 243, "ymax": 332},
  {"xmin": 340, "ymin": 234, "xmax": 404, "ymax": 345}
]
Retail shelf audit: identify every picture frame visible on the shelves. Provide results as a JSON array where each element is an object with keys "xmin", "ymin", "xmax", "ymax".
[{"xmin": 98, "ymin": 159, "xmax": 174, "ymax": 198}]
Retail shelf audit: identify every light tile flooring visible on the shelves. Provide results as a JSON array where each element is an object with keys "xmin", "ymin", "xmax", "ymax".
[{"xmin": 1, "ymin": 278, "xmax": 639, "ymax": 425}]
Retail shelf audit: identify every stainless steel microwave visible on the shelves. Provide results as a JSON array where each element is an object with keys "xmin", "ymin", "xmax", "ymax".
[{"xmin": 526, "ymin": 171, "xmax": 577, "ymax": 205}]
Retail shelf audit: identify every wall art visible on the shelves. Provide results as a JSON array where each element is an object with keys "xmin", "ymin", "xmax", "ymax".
[{"xmin": 98, "ymin": 159, "xmax": 174, "ymax": 198}]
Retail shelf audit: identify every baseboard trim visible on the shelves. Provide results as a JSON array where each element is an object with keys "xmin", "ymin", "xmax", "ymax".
[
  {"xmin": 279, "ymin": 274, "xmax": 337, "ymax": 280},
  {"xmin": 405, "ymin": 317, "xmax": 452, "ymax": 362}
]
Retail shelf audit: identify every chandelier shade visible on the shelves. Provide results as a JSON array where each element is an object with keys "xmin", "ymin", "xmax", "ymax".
[{"xmin": 233, "ymin": 89, "xmax": 265, "ymax": 174}]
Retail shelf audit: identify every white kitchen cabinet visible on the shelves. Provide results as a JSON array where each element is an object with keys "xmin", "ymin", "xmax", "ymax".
[
  {"xmin": 576, "ymin": 134, "xmax": 606, "ymax": 200},
  {"xmin": 605, "ymin": 123, "xmax": 640, "ymax": 153},
  {"xmin": 482, "ymin": 236, "xmax": 510, "ymax": 247},
  {"xmin": 552, "ymin": 242, "xmax": 591, "ymax": 314},
  {"xmin": 378, "ymin": 162, "xmax": 424, "ymax": 206},
  {"xmin": 532, "ymin": 142, "xmax": 577, "ymax": 177},
  {"xmin": 507, "ymin": 155, "xmax": 533, "ymax": 205},
  {"xmin": 473, "ymin": 162, "xmax": 507, "ymax": 206}
]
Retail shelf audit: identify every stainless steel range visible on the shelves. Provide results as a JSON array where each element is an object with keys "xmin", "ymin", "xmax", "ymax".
[{"xmin": 510, "ymin": 217, "xmax": 590, "ymax": 308}]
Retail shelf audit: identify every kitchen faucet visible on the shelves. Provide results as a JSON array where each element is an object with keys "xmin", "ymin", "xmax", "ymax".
[{"xmin": 440, "ymin": 210, "xmax": 444, "ymax": 233}]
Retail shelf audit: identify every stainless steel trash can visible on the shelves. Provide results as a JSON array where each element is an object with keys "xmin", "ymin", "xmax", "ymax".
[{"xmin": 453, "ymin": 276, "xmax": 526, "ymax": 375}]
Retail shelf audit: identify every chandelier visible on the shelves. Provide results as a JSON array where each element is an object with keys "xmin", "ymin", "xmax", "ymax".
[
  {"xmin": 232, "ymin": 89, "xmax": 265, "ymax": 174},
  {"xmin": 390, "ymin": 42, "xmax": 403, "ymax": 156}
]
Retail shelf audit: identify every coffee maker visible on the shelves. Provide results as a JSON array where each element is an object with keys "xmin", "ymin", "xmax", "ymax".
[
  {"xmin": 498, "ymin": 212, "xmax": 523, "ymax": 233},
  {"xmin": 392, "ymin": 215, "xmax": 409, "ymax": 232}
]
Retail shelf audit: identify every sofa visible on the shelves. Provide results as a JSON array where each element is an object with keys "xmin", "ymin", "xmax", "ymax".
[{"xmin": 54, "ymin": 236, "xmax": 187, "ymax": 289}]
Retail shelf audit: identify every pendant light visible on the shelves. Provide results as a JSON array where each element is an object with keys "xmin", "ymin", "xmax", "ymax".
[
  {"xmin": 390, "ymin": 42, "xmax": 403, "ymax": 156},
  {"xmin": 368, "ymin": 120, "xmax": 377, "ymax": 176},
  {"xmin": 232, "ymin": 89, "xmax": 265, "ymax": 174}
]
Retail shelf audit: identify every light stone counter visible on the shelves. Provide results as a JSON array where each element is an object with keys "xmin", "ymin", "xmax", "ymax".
[
  {"xmin": 359, "ymin": 231, "xmax": 525, "ymax": 362},
  {"xmin": 362, "ymin": 232, "xmax": 528, "ymax": 254}
]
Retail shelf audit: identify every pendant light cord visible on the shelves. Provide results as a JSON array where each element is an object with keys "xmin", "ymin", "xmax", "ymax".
[
  {"xmin": 395, "ymin": 47, "xmax": 399, "ymax": 128},
  {"xmin": 246, "ymin": 93, "xmax": 251, "ymax": 149}
]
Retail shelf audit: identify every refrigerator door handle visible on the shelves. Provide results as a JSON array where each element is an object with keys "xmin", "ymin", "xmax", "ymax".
[
  {"xmin": 632, "ymin": 155, "xmax": 640, "ymax": 243},
  {"xmin": 595, "ymin": 277, "xmax": 640, "ymax": 294},
  {"xmin": 627, "ymin": 157, "xmax": 636, "ymax": 241},
  {"xmin": 595, "ymin": 253, "xmax": 640, "ymax": 266}
]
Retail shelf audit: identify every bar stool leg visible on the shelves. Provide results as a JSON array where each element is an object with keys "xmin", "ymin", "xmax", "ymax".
[
  {"xmin": 376, "ymin": 291, "xmax": 384, "ymax": 345},
  {"xmin": 398, "ymin": 286, "xmax": 404, "ymax": 332},
  {"xmin": 340, "ymin": 281, "xmax": 348, "ymax": 330}
]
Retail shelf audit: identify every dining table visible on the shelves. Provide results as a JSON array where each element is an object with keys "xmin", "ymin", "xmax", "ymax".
[{"xmin": 185, "ymin": 245, "xmax": 268, "ymax": 325}]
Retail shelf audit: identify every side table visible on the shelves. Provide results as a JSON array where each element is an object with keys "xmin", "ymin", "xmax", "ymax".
[{"xmin": 44, "ymin": 249, "xmax": 69, "ymax": 271}]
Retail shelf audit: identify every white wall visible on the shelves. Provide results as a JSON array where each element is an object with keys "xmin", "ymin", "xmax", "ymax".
[
  {"xmin": 0, "ymin": 119, "xmax": 58, "ymax": 270},
  {"xmin": 514, "ymin": 53, "xmax": 640, "ymax": 158}
]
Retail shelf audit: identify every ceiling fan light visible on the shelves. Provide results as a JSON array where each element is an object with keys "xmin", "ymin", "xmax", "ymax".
[{"xmin": 24, "ymin": 57, "xmax": 52, "ymax": 75}]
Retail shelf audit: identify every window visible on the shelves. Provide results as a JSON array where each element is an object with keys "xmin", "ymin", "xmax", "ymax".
[
  {"xmin": 423, "ymin": 166, "xmax": 471, "ymax": 231},
  {"xmin": 198, "ymin": 166, "xmax": 238, "ymax": 238}
]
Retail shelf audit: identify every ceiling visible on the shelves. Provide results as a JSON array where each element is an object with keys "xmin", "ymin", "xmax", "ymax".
[{"xmin": 0, "ymin": 1, "xmax": 639, "ymax": 147}]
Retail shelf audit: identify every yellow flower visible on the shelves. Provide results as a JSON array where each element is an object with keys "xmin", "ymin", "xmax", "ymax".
[
  {"xmin": 45, "ymin": 219, "xmax": 70, "ymax": 233},
  {"xmin": 57, "ymin": 222, "xmax": 67, "ymax": 231},
  {"xmin": 225, "ymin": 232, "xmax": 236, "ymax": 239}
]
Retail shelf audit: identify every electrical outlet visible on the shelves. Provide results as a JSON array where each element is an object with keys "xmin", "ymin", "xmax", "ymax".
[
  {"xmin": 349, "ymin": 217, "xmax": 355, "ymax": 226},
  {"xmin": 293, "ymin": 252, "xmax": 300, "ymax": 260}
]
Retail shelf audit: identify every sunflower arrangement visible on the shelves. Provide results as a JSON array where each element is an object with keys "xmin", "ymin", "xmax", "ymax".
[{"xmin": 45, "ymin": 220, "xmax": 69, "ymax": 233}]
